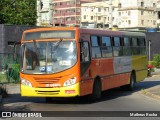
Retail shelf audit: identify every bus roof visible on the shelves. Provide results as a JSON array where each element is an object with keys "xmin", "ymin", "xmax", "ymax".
[{"xmin": 23, "ymin": 27, "xmax": 145, "ymax": 37}]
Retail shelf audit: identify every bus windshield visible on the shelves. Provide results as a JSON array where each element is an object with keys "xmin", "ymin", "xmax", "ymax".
[{"xmin": 22, "ymin": 40, "xmax": 77, "ymax": 74}]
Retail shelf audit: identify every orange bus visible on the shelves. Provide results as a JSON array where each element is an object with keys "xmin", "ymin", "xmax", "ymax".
[{"xmin": 20, "ymin": 27, "xmax": 147, "ymax": 101}]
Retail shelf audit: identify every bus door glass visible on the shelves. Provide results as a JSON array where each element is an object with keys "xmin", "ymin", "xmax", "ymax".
[
  {"xmin": 80, "ymin": 41, "xmax": 91, "ymax": 76},
  {"xmin": 80, "ymin": 41, "xmax": 90, "ymax": 62}
]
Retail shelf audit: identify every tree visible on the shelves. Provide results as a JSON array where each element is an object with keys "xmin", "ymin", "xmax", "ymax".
[{"xmin": 0, "ymin": 0, "xmax": 37, "ymax": 25}]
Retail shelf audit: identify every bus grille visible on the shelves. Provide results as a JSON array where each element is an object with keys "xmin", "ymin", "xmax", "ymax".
[
  {"xmin": 34, "ymin": 78, "xmax": 60, "ymax": 84},
  {"xmin": 35, "ymin": 90, "xmax": 60, "ymax": 95}
]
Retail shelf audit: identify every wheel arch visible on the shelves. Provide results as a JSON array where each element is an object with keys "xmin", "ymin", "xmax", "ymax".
[
  {"xmin": 131, "ymin": 70, "xmax": 136, "ymax": 82},
  {"xmin": 93, "ymin": 76, "xmax": 102, "ymax": 88}
]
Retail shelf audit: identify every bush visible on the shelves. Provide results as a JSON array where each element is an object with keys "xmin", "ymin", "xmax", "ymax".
[
  {"xmin": 6, "ymin": 64, "xmax": 20, "ymax": 83},
  {"xmin": 153, "ymin": 54, "xmax": 160, "ymax": 68}
]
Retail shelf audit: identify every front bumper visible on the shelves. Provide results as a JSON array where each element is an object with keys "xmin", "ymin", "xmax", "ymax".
[{"xmin": 21, "ymin": 83, "xmax": 80, "ymax": 97}]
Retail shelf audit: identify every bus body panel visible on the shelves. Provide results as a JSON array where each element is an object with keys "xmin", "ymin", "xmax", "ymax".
[{"xmin": 132, "ymin": 55, "xmax": 148, "ymax": 82}]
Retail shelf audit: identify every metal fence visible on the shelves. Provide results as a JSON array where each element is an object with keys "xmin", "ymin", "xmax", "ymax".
[{"xmin": 0, "ymin": 53, "xmax": 20, "ymax": 84}]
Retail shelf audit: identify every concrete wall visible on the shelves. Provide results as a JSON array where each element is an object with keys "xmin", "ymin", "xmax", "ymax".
[
  {"xmin": 0, "ymin": 24, "xmax": 39, "ymax": 70},
  {"xmin": 146, "ymin": 32, "xmax": 160, "ymax": 60}
]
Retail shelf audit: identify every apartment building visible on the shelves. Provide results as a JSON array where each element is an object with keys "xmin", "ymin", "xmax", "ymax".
[
  {"xmin": 118, "ymin": 0, "xmax": 157, "ymax": 29},
  {"xmin": 37, "ymin": 0, "xmax": 53, "ymax": 26},
  {"xmin": 37, "ymin": 0, "xmax": 100, "ymax": 26},
  {"xmin": 81, "ymin": 0, "xmax": 158, "ymax": 29},
  {"xmin": 81, "ymin": 0, "xmax": 119, "ymax": 28}
]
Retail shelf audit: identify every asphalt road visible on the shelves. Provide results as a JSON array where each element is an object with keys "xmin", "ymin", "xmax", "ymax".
[{"xmin": 1, "ymin": 78, "xmax": 160, "ymax": 120}]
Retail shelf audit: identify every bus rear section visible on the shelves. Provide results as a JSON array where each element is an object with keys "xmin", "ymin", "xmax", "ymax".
[{"xmin": 79, "ymin": 29, "xmax": 147, "ymax": 99}]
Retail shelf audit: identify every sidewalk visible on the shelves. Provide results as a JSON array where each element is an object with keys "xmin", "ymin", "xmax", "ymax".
[{"xmin": 141, "ymin": 68, "xmax": 160, "ymax": 101}]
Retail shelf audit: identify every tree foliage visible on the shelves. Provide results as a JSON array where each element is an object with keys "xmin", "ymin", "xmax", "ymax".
[
  {"xmin": 0, "ymin": 0, "xmax": 37, "ymax": 25},
  {"xmin": 153, "ymin": 54, "xmax": 160, "ymax": 67}
]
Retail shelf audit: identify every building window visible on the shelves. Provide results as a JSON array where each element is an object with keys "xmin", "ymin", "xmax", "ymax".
[
  {"xmin": 118, "ymin": 3, "xmax": 122, "ymax": 8},
  {"xmin": 84, "ymin": 15, "xmax": 86, "ymax": 19},
  {"xmin": 98, "ymin": 8, "xmax": 101, "ymax": 12},
  {"xmin": 98, "ymin": 16, "xmax": 101, "ymax": 20},
  {"xmin": 153, "ymin": 11, "xmax": 156, "ymax": 15},
  {"xmin": 77, "ymin": 8, "xmax": 80, "ymax": 12},
  {"xmin": 141, "ymin": 11, "xmax": 144, "ymax": 15},
  {"xmin": 153, "ymin": 20, "xmax": 156, "ymax": 25},
  {"xmin": 153, "ymin": 3, "xmax": 156, "ymax": 7},
  {"xmin": 66, "ymin": 17, "xmax": 71, "ymax": 21},
  {"xmin": 71, "ymin": 17, "xmax": 75, "ymax": 21},
  {"xmin": 128, "ymin": 11, "xmax": 131, "ymax": 16},
  {"xmin": 60, "ymin": 2, "xmax": 62, "ymax": 6},
  {"xmin": 141, "ymin": 20, "xmax": 144, "ymax": 25},
  {"xmin": 141, "ymin": 2, "xmax": 144, "ymax": 7},
  {"xmin": 119, "ymin": 12, "xmax": 121, "ymax": 16},
  {"xmin": 67, "ymin": 2, "xmax": 70, "ymax": 5},
  {"xmin": 128, "ymin": 20, "xmax": 131, "ymax": 25},
  {"xmin": 91, "ymin": 16, "xmax": 93, "ymax": 20}
]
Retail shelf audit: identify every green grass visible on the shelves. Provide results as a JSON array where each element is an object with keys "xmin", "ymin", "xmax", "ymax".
[{"xmin": 0, "ymin": 72, "xmax": 8, "ymax": 83}]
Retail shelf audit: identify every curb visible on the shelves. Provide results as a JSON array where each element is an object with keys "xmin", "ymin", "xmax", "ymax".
[{"xmin": 140, "ymin": 88, "xmax": 160, "ymax": 101}]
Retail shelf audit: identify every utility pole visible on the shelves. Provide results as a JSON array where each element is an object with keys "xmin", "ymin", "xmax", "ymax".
[{"xmin": 109, "ymin": 0, "xmax": 113, "ymax": 29}]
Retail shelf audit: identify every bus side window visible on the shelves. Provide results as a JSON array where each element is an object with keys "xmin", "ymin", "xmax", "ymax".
[
  {"xmin": 138, "ymin": 37, "xmax": 146, "ymax": 55},
  {"xmin": 113, "ymin": 37, "xmax": 123, "ymax": 56},
  {"xmin": 131, "ymin": 37, "xmax": 140, "ymax": 55},
  {"xmin": 80, "ymin": 42, "xmax": 90, "ymax": 62},
  {"xmin": 123, "ymin": 37, "xmax": 132, "ymax": 56},
  {"xmin": 101, "ymin": 36, "xmax": 113, "ymax": 57},
  {"xmin": 91, "ymin": 36, "xmax": 101, "ymax": 58}
]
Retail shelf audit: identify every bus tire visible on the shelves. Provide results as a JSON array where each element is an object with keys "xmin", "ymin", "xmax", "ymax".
[
  {"xmin": 126, "ymin": 72, "xmax": 136, "ymax": 91},
  {"xmin": 90, "ymin": 79, "xmax": 102, "ymax": 101},
  {"xmin": 45, "ymin": 97, "xmax": 52, "ymax": 103}
]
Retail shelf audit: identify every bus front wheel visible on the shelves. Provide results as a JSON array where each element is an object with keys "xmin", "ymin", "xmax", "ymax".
[{"xmin": 90, "ymin": 79, "xmax": 102, "ymax": 101}]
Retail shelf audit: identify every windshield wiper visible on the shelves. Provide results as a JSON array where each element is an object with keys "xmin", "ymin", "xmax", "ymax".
[{"xmin": 53, "ymin": 38, "xmax": 63, "ymax": 51}]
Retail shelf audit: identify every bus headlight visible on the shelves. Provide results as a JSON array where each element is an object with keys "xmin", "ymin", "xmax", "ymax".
[
  {"xmin": 21, "ymin": 78, "xmax": 32, "ymax": 87},
  {"xmin": 63, "ymin": 77, "xmax": 77, "ymax": 87}
]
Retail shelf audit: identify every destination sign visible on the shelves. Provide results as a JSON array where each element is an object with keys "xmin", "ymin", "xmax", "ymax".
[{"xmin": 24, "ymin": 30, "xmax": 75, "ymax": 40}]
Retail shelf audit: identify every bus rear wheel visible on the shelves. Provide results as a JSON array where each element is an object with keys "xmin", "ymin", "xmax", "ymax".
[
  {"xmin": 90, "ymin": 79, "xmax": 102, "ymax": 101},
  {"xmin": 126, "ymin": 73, "xmax": 136, "ymax": 91},
  {"xmin": 121, "ymin": 73, "xmax": 136, "ymax": 91}
]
